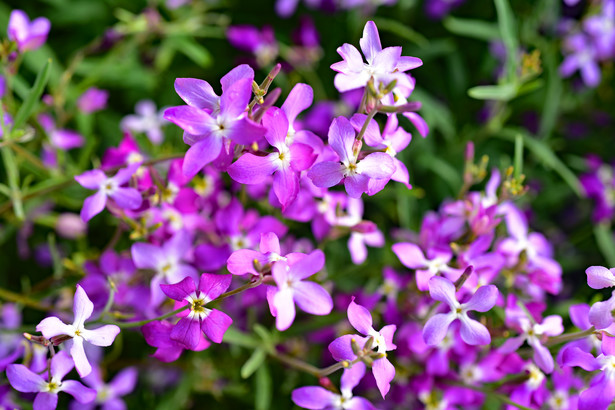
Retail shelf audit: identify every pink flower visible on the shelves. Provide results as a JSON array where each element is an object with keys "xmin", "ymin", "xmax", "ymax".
[{"xmin": 7, "ymin": 10, "xmax": 50, "ymax": 52}]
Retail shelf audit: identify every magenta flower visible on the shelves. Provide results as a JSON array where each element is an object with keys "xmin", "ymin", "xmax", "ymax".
[
  {"xmin": 292, "ymin": 362, "xmax": 375, "ymax": 410},
  {"xmin": 77, "ymin": 87, "xmax": 109, "ymax": 114},
  {"xmin": 562, "ymin": 333, "xmax": 615, "ymax": 410},
  {"xmin": 7, "ymin": 10, "xmax": 50, "ymax": 52},
  {"xmin": 164, "ymin": 65, "xmax": 266, "ymax": 177},
  {"xmin": 75, "ymin": 366, "xmax": 138, "ymax": 410},
  {"xmin": 7, "ymin": 351, "xmax": 96, "ymax": 410},
  {"xmin": 36, "ymin": 285, "xmax": 120, "ymax": 377},
  {"xmin": 328, "ymin": 298, "xmax": 397, "ymax": 398},
  {"xmin": 227, "ymin": 232, "xmax": 296, "ymax": 276},
  {"xmin": 266, "ymin": 249, "xmax": 333, "ymax": 331},
  {"xmin": 423, "ymin": 276, "xmax": 497, "ymax": 346},
  {"xmin": 75, "ymin": 163, "xmax": 143, "ymax": 222},
  {"xmin": 228, "ymin": 107, "xmax": 316, "ymax": 210},
  {"xmin": 160, "ymin": 273, "xmax": 233, "ymax": 349},
  {"xmin": 330, "ymin": 20, "xmax": 422, "ymax": 93},
  {"xmin": 142, "ymin": 320, "xmax": 210, "ymax": 362},
  {"xmin": 130, "ymin": 229, "xmax": 198, "ymax": 307},
  {"xmin": 307, "ymin": 116, "xmax": 395, "ymax": 198}
]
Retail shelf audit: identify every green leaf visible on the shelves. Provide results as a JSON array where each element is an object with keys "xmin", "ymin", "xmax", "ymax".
[
  {"xmin": 170, "ymin": 36, "xmax": 212, "ymax": 68},
  {"xmin": 254, "ymin": 365, "xmax": 272, "ymax": 410},
  {"xmin": 514, "ymin": 133, "xmax": 523, "ymax": 179},
  {"xmin": 241, "ymin": 349, "xmax": 267, "ymax": 379},
  {"xmin": 372, "ymin": 17, "xmax": 429, "ymax": 48},
  {"xmin": 594, "ymin": 223, "xmax": 615, "ymax": 268},
  {"xmin": 467, "ymin": 83, "xmax": 517, "ymax": 101},
  {"xmin": 443, "ymin": 17, "xmax": 501, "ymax": 41},
  {"xmin": 223, "ymin": 327, "xmax": 261, "ymax": 348},
  {"xmin": 494, "ymin": 0, "xmax": 519, "ymax": 80},
  {"xmin": 516, "ymin": 79, "xmax": 544, "ymax": 97},
  {"xmin": 13, "ymin": 59, "xmax": 52, "ymax": 130}
]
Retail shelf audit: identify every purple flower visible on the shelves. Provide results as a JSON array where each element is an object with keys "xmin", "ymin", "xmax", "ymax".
[
  {"xmin": 307, "ymin": 116, "xmax": 395, "ymax": 198},
  {"xmin": 72, "ymin": 366, "xmax": 138, "ymax": 410},
  {"xmin": 121, "ymin": 100, "xmax": 168, "ymax": 145},
  {"xmin": 266, "ymin": 249, "xmax": 333, "ymax": 331},
  {"xmin": 392, "ymin": 242, "xmax": 461, "ymax": 291},
  {"xmin": 228, "ymin": 107, "xmax": 316, "ymax": 210},
  {"xmin": 77, "ymin": 87, "xmax": 109, "ymax": 113},
  {"xmin": 142, "ymin": 320, "xmax": 210, "ymax": 362},
  {"xmin": 330, "ymin": 21, "xmax": 422, "ymax": 93},
  {"xmin": 36, "ymin": 285, "xmax": 120, "ymax": 377},
  {"xmin": 74, "ymin": 163, "xmax": 143, "ymax": 222},
  {"xmin": 164, "ymin": 65, "xmax": 266, "ymax": 178},
  {"xmin": 588, "ymin": 290, "xmax": 615, "ymax": 330},
  {"xmin": 586, "ymin": 265, "xmax": 615, "ymax": 289},
  {"xmin": 130, "ymin": 229, "xmax": 198, "ymax": 307},
  {"xmin": 227, "ymin": 232, "xmax": 294, "ymax": 276},
  {"xmin": 7, "ymin": 351, "xmax": 96, "ymax": 410},
  {"xmin": 328, "ymin": 298, "xmax": 396, "ymax": 398},
  {"xmin": 160, "ymin": 273, "xmax": 233, "ymax": 349},
  {"xmin": 423, "ymin": 276, "xmax": 497, "ymax": 346},
  {"xmin": 7, "ymin": 10, "xmax": 50, "ymax": 52},
  {"xmin": 559, "ymin": 33, "xmax": 601, "ymax": 87},
  {"xmin": 227, "ymin": 25, "xmax": 278, "ymax": 67},
  {"xmin": 562, "ymin": 333, "xmax": 615, "ymax": 410},
  {"xmin": 292, "ymin": 362, "xmax": 375, "ymax": 409}
]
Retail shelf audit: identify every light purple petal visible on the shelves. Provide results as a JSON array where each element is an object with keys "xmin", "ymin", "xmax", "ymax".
[
  {"xmin": 391, "ymin": 242, "xmax": 427, "ymax": 268},
  {"xmin": 538, "ymin": 315, "xmax": 564, "ymax": 337},
  {"xmin": 459, "ymin": 314, "xmax": 491, "ymax": 345},
  {"xmin": 81, "ymin": 325, "xmax": 120, "ymax": 347},
  {"xmin": 291, "ymin": 386, "xmax": 337, "ymax": 409},
  {"xmin": 293, "ymin": 281, "xmax": 333, "ymax": 316},
  {"xmin": 220, "ymin": 78, "xmax": 252, "ymax": 118},
  {"xmin": 402, "ymin": 112, "xmax": 429, "ymax": 138},
  {"xmin": 225, "ymin": 117, "xmax": 267, "ymax": 146},
  {"xmin": 396, "ymin": 56, "xmax": 423, "ymax": 71},
  {"xmin": 328, "ymin": 117, "xmax": 356, "ymax": 163},
  {"xmin": 260, "ymin": 232, "xmax": 280, "ymax": 254},
  {"xmin": 357, "ymin": 152, "xmax": 395, "ymax": 179},
  {"xmin": 602, "ymin": 334, "xmax": 615, "ymax": 356},
  {"xmin": 359, "ymin": 21, "xmax": 382, "ymax": 65},
  {"xmin": 289, "ymin": 143, "xmax": 316, "ymax": 172},
  {"xmin": 344, "ymin": 174, "xmax": 370, "ymax": 198},
  {"xmin": 226, "ymin": 249, "xmax": 263, "ymax": 276},
  {"xmin": 198, "ymin": 273, "xmax": 232, "ymax": 301},
  {"xmin": 75, "ymin": 170, "xmax": 106, "ymax": 190},
  {"xmin": 273, "ymin": 168, "xmax": 299, "ymax": 210},
  {"xmin": 499, "ymin": 335, "xmax": 526, "ymax": 353},
  {"xmin": 80, "ymin": 191, "xmax": 107, "ymax": 222},
  {"xmin": 586, "ymin": 266, "xmax": 615, "ymax": 289},
  {"xmin": 307, "ymin": 161, "xmax": 344, "ymax": 188},
  {"xmin": 70, "ymin": 337, "xmax": 92, "ymax": 377},
  {"xmin": 131, "ymin": 242, "xmax": 163, "ymax": 270},
  {"xmin": 273, "ymin": 289, "xmax": 296, "ymax": 331},
  {"xmin": 289, "ymin": 249, "xmax": 325, "ymax": 280},
  {"xmin": 174, "ymin": 78, "xmax": 218, "ymax": 110},
  {"xmin": 163, "ymin": 106, "xmax": 215, "ymax": 136},
  {"xmin": 282, "ymin": 83, "xmax": 313, "ymax": 125},
  {"xmin": 350, "ymin": 114, "xmax": 382, "ymax": 147},
  {"xmin": 529, "ymin": 338, "xmax": 554, "ymax": 373},
  {"xmin": 201, "ymin": 309, "xmax": 232, "ymax": 343},
  {"xmin": 228, "ymin": 153, "xmax": 277, "ymax": 185},
  {"xmin": 372, "ymin": 357, "xmax": 395, "ymax": 398},
  {"xmin": 328, "ymin": 334, "xmax": 367, "ymax": 361},
  {"xmin": 347, "ymin": 299, "xmax": 374, "ymax": 335},
  {"xmin": 182, "ymin": 137, "xmax": 223, "ymax": 178},
  {"xmin": 6, "ymin": 364, "xmax": 45, "ymax": 392},
  {"xmin": 428, "ymin": 276, "xmax": 458, "ymax": 309},
  {"xmin": 423, "ymin": 313, "xmax": 455, "ymax": 346},
  {"xmin": 61, "ymin": 380, "xmax": 96, "ymax": 403},
  {"xmin": 462, "ymin": 285, "xmax": 498, "ymax": 312},
  {"xmin": 380, "ymin": 325, "xmax": 397, "ymax": 350},
  {"xmin": 371, "ymin": 46, "xmax": 401, "ymax": 73},
  {"xmin": 262, "ymin": 107, "xmax": 289, "ymax": 149},
  {"xmin": 171, "ymin": 317, "xmax": 201, "ymax": 349},
  {"xmin": 579, "ymin": 376, "xmax": 615, "ymax": 410},
  {"xmin": 73, "ymin": 285, "xmax": 94, "ymax": 327},
  {"xmin": 33, "ymin": 392, "xmax": 58, "ymax": 410},
  {"xmin": 36, "ymin": 316, "xmax": 72, "ymax": 339},
  {"xmin": 50, "ymin": 351, "xmax": 74, "ymax": 380},
  {"xmin": 160, "ymin": 276, "xmax": 196, "ymax": 301},
  {"xmin": 589, "ymin": 298, "xmax": 615, "ymax": 329},
  {"xmin": 220, "ymin": 64, "xmax": 255, "ymax": 92},
  {"xmin": 341, "ymin": 361, "xmax": 366, "ymax": 393},
  {"xmin": 109, "ymin": 188, "xmax": 142, "ymax": 210},
  {"xmin": 561, "ymin": 346, "xmax": 600, "ymax": 371},
  {"xmin": 108, "ymin": 367, "xmax": 138, "ymax": 397}
]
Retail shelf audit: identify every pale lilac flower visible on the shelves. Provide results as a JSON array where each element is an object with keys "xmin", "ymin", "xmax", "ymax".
[
  {"xmin": 307, "ymin": 116, "xmax": 395, "ymax": 198},
  {"xmin": 588, "ymin": 290, "xmax": 615, "ymax": 330},
  {"xmin": 131, "ymin": 229, "xmax": 198, "ymax": 307},
  {"xmin": 559, "ymin": 33, "xmax": 601, "ymax": 87},
  {"xmin": 74, "ymin": 163, "xmax": 143, "ymax": 222},
  {"xmin": 77, "ymin": 88, "xmax": 109, "ymax": 113},
  {"xmin": 36, "ymin": 285, "xmax": 121, "ymax": 377},
  {"xmin": 228, "ymin": 107, "xmax": 316, "ymax": 210},
  {"xmin": 266, "ymin": 249, "xmax": 333, "ymax": 331},
  {"xmin": 227, "ymin": 232, "xmax": 298, "ymax": 276},
  {"xmin": 7, "ymin": 10, "xmax": 50, "ymax": 52},
  {"xmin": 586, "ymin": 265, "xmax": 615, "ymax": 289},
  {"xmin": 121, "ymin": 100, "xmax": 168, "ymax": 145},
  {"xmin": 392, "ymin": 242, "xmax": 461, "ymax": 291},
  {"xmin": 160, "ymin": 273, "xmax": 233, "ymax": 349},
  {"xmin": 423, "ymin": 276, "xmax": 498, "ymax": 346},
  {"xmin": 292, "ymin": 362, "xmax": 375, "ymax": 409},
  {"xmin": 330, "ymin": 21, "xmax": 422, "ymax": 93},
  {"xmin": 7, "ymin": 351, "xmax": 96, "ymax": 410},
  {"xmin": 72, "ymin": 366, "xmax": 138, "ymax": 410},
  {"xmin": 328, "ymin": 298, "xmax": 396, "ymax": 398},
  {"xmin": 164, "ymin": 65, "xmax": 266, "ymax": 177}
]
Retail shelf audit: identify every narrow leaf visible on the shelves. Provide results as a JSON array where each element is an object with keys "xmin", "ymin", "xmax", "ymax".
[
  {"xmin": 468, "ymin": 84, "xmax": 517, "ymax": 101},
  {"xmin": 13, "ymin": 59, "xmax": 52, "ymax": 130},
  {"xmin": 443, "ymin": 17, "xmax": 501, "ymax": 41},
  {"xmin": 254, "ymin": 365, "xmax": 272, "ymax": 410},
  {"xmin": 241, "ymin": 349, "xmax": 266, "ymax": 379}
]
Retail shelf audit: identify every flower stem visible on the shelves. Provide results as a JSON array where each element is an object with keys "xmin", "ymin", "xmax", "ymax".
[
  {"xmin": 545, "ymin": 326, "xmax": 596, "ymax": 347},
  {"xmin": 355, "ymin": 106, "xmax": 379, "ymax": 142}
]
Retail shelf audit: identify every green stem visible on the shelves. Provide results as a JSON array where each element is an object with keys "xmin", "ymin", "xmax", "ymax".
[
  {"xmin": 355, "ymin": 106, "xmax": 379, "ymax": 142},
  {"xmin": 545, "ymin": 326, "xmax": 596, "ymax": 347},
  {"xmin": 0, "ymin": 105, "xmax": 24, "ymax": 220}
]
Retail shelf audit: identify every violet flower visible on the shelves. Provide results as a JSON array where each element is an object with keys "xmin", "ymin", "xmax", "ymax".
[
  {"xmin": 72, "ymin": 366, "xmax": 138, "ymax": 410},
  {"xmin": 7, "ymin": 10, "xmax": 50, "ymax": 52},
  {"xmin": 142, "ymin": 320, "xmax": 210, "ymax": 362},
  {"xmin": 121, "ymin": 100, "xmax": 168, "ymax": 145},
  {"xmin": 330, "ymin": 21, "xmax": 422, "ymax": 93},
  {"xmin": 392, "ymin": 242, "xmax": 461, "ymax": 291},
  {"xmin": 559, "ymin": 33, "xmax": 601, "ymax": 87},
  {"xmin": 266, "ymin": 249, "xmax": 333, "ymax": 331},
  {"xmin": 36, "ymin": 285, "xmax": 120, "ymax": 377},
  {"xmin": 422, "ymin": 276, "xmax": 498, "ymax": 346},
  {"xmin": 75, "ymin": 163, "xmax": 143, "ymax": 222},
  {"xmin": 328, "ymin": 298, "xmax": 396, "ymax": 398},
  {"xmin": 307, "ymin": 116, "xmax": 395, "ymax": 198},
  {"xmin": 7, "ymin": 351, "xmax": 96, "ymax": 410},
  {"xmin": 292, "ymin": 362, "xmax": 375, "ymax": 410},
  {"xmin": 164, "ymin": 65, "xmax": 266, "ymax": 177},
  {"xmin": 226, "ymin": 25, "xmax": 278, "ymax": 68},
  {"xmin": 160, "ymin": 273, "xmax": 233, "ymax": 349},
  {"xmin": 227, "ymin": 232, "xmax": 296, "ymax": 276},
  {"xmin": 77, "ymin": 87, "xmax": 109, "ymax": 114},
  {"xmin": 228, "ymin": 107, "xmax": 316, "ymax": 210}
]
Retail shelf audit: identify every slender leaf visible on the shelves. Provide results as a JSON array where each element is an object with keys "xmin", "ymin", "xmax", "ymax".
[
  {"xmin": 468, "ymin": 84, "xmax": 517, "ymax": 101},
  {"xmin": 254, "ymin": 365, "xmax": 272, "ymax": 410},
  {"xmin": 13, "ymin": 59, "xmax": 53, "ymax": 130},
  {"xmin": 514, "ymin": 133, "xmax": 523, "ymax": 179},
  {"xmin": 494, "ymin": 0, "xmax": 519, "ymax": 80},
  {"xmin": 241, "ymin": 349, "xmax": 267, "ymax": 379},
  {"xmin": 443, "ymin": 17, "xmax": 501, "ymax": 41}
]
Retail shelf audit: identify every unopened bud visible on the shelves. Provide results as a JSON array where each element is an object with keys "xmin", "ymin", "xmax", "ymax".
[
  {"xmin": 351, "ymin": 338, "xmax": 362, "ymax": 356},
  {"xmin": 352, "ymin": 139, "xmax": 362, "ymax": 157},
  {"xmin": 24, "ymin": 333, "xmax": 50, "ymax": 346},
  {"xmin": 50, "ymin": 334, "xmax": 73, "ymax": 346},
  {"xmin": 363, "ymin": 336, "xmax": 374, "ymax": 351},
  {"xmin": 361, "ymin": 355, "xmax": 374, "ymax": 366}
]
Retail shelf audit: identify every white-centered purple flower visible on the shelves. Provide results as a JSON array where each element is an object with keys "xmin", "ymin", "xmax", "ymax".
[
  {"xmin": 291, "ymin": 361, "xmax": 375, "ymax": 410},
  {"xmin": 74, "ymin": 163, "xmax": 143, "ymax": 222},
  {"xmin": 7, "ymin": 10, "xmax": 50, "ymax": 53},
  {"xmin": 130, "ymin": 229, "xmax": 198, "ymax": 307},
  {"xmin": 307, "ymin": 116, "xmax": 395, "ymax": 198},
  {"xmin": 422, "ymin": 276, "xmax": 497, "ymax": 346},
  {"xmin": 74, "ymin": 366, "xmax": 138, "ymax": 410},
  {"xmin": 328, "ymin": 298, "xmax": 397, "ymax": 398},
  {"xmin": 36, "ymin": 285, "xmax": 120, "ymax": 378},
  {"xmin": 160, "ymin": 273, "xmax": 233, "ymax": 349},
  {"xmin": 228, "ymin": 107, "xmax": 316, "ymax": 210},
  {"xmin": 121, "ymin": 100, "xmax": 168, "ymax": 145},
  {"xmin": 392, "ymin": 242, "xmax": 461, "ymax": 291},
  {"xmin": 227, "ymin": 232, "xmax": 299, "ymax": 276},
  {"xmin": 266, "ymin": 249, "xmax": 333, "ymax": 331},
  {"xmin": 7, "ymin": 351, "xmax": 96, "ymax": 410},
  {"xmin": 330, "ymin": 20, "xmax": 422, "ymax": 93},
  {"xmin": 164, "ymin": 65, "xmax": 266, "ymax": 177}
]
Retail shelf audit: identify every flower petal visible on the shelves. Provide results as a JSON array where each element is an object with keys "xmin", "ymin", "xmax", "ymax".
[
  {"xmin": 6, "ymin": 364, "xmax": 45, "ymax": 392},
  {"xmin": 73, "ymin": 285, "xmax": 94, "ymax": 328},
  {"xmin": 160, "ymin": 276, "xmax": 196, "ymax": 301},
  {"xmin": 291, "ymin": 386, "xmax": 338, "ymax": 409},
  {"xmin": 428, "ymin": 276, "xmax": 458, "ymax": 309},
  {"xmin": 81, "ymin": 325, "xmax": 120, "ymax": 347},
  {"xmin": 347, "ymin": 299, "xmax": 373, "ymax": 335},
  {"xmin": 60, "ymin": 380, "xmax": 97, "ymax": 403},
  {"xmin": 293, "ymin": 281, "xmax": 333, "ymax": 316},
  {"xmin": 391, "ymin": 242, "xmax": 427, "ymax": 269},
  {"xmin": 372, "ymin": 357, "xmax": 395, "ymax": 398},
  {"xmin": 198, "ymin": 273, "xmax": 232, "ymax": 301},
  {"xmin": 36, "ymin": 316, "xmax": 72, "ymax": 339},
  {"xmin": 80, "ymin": 191, "xmax": 107, "ymax": 222},
  {"xmin": 359, "ymin": 21, "xmax": 382, "ymax": 65},
  {"xmin": 33, "ymin": 392, "xmax": 58, "ymax": 410},
  {"xmin": 174, "ymin": 78, "xmax": 218, "ymax": 110},
  {"xmin": 182, "ymin": 137, "xmax": 223, "ymax": 178},
  {"xmin": 459, "ymin": 314, "xmax": 491, "ymax": 345},
  {"xmin": 273, "ymin": 289, "xmax": 296, "ymax": 331},
  {"xmin": 462, "ymin": 285, "xmax": 498, "ymax": 313},
  {"xmin": 201, "ymin": 309, "xmax": 232, "ymax": 343},
  {"xmin": 423, "ymin": 313, "xmax": 455, "ymax": 346},
  {"xmin": 170, "ymin": 317, "xmax": 201, "ymax": 350},
  {"xmin": 281, "ymin": 83, "xmax": 313, "ymax": 125},
  {"xmin": 307, "ymin": 161, "xmax": 344, "ymax": 188},
  {"xmin": 586, "ymin": 266, "xmax": 615, "ymax": 289},
  {"xmin": 70, "ymin": 337, "xmax": 92, "ymax": 377},
  {"xmin": 227, "ymin": 153, "xmax": 277, "ymax": 184}
]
